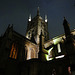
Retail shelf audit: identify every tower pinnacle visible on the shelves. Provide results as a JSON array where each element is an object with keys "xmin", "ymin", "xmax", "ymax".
[
  {"xmin": 37, "ymin": 7, "xmax": 40, "ymax": 16},
  {"xmin": 63, "ymin": 17, "xmax": 71, "ymax": 39},
  {"xmin": 45, "ymin": 15, "xmax": 48, "ymax": 22},
  {"xmin": 28, "ymin": 14, "xmax": 31, "ymax": 21}
]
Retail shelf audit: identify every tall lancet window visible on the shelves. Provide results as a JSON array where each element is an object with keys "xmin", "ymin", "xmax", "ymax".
[
  {"xmin": 57, "ymin": 43, "xmax": 61, "ymax": 53},
  {"xmin": 9, "ymin": 43, "xmax": 18, "ymax": 59},
  {"xmin": 31, "ymin": 48, "xmax": 35, "ymax": 58}
]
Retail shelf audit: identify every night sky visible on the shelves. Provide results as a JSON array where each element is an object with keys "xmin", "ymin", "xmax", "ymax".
[{"xmin": 0, "ymin": 0, "xmax": 75, "ymax": 39}]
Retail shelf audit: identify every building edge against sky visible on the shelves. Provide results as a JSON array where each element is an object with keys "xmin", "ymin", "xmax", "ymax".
[
  {"xmin": 0, "ymin": 8, "xmax": 75, "ymax": 75},
  {"xmin": 26, "ymin": 7, "xmax": 49, "ymax": 44}
]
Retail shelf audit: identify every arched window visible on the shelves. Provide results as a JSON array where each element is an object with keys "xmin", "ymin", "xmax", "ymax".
[
  {"xmin": 25, "ymin": 46, "xmax": 28, "ymax": 59},
  {"xmin": 31, "ymin": 48, "xmax": 35, "ymax": 58},
  {"xmin": 9, "ymin": 43, "xmax": 18, "ymax": 59}
]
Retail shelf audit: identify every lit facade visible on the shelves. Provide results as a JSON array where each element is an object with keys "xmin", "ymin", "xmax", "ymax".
[
  {"xmin": 26, "ymin": 7, "xmax": 49, "ymax": 44},
  {"xmin": 0, "ymin": 8, "xmax": 75, "ymax": 75}
]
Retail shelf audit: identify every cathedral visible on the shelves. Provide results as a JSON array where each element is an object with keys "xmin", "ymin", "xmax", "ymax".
[{"xmin": 0, "ymin": 8, "xmax": 75, "ymax": 75}]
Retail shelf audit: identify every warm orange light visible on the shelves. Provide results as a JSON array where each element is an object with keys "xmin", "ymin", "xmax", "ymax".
[{"xmin": 9, "ymin": 43, "xmax": 18, "ymax": 59}]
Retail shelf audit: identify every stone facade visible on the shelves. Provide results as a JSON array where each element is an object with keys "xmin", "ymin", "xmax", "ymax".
[{"xmin": 0, "ymin": 8, "xmax": 75, "ymax": 75}]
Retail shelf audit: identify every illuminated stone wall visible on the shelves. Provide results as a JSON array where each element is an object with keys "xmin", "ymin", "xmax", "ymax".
[
  {"xmin": 26, "ymin": 9, "xmax": 49, "ymax": 44},
  {"xmin": 44, "ymin": 30, "xmax": 75, "ymax": 61},
  {"xmin": 25, "ymin": 40, "xmax": 39, "ymax": 60}
]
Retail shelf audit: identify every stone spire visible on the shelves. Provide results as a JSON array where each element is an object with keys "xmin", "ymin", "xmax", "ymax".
[
  {"xmin": 45, "ymin": 15, "xmax": 48, "ymax": 22},
  {"xmin": 37, "ymin": 7, "xmax": 40, "ymax": 16},
  {"xmin": 63, "ymin": 17, "xmax": 71, "ymax": 39},
  {"xmin": 28, "ymin": 14, "xmax": 31, "ymax": 21}
]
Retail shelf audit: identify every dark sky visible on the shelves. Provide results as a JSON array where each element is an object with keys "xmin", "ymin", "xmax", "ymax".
[{"xmin": 0, "ymin": 0, "xmax": 75, "ymax": 39}]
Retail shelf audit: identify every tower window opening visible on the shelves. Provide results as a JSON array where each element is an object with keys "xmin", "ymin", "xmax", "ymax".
[
  {"xmin": 44, "ymin": 32, "xmax": 46, "ymax": 36},
  {"xmin": 32, "ymin": 30, "xmax": 34, "ymax": 34},
  {"xmin": 28, "ymin": 35, "xmax": 30, "ymax": 38},
  {"xmin": 45, "ymin": 36, "xmax": 46, "ymax": 39},
  {"xmin": 28, "ymin": 32, "xmax": 30, "ymax": 38}
]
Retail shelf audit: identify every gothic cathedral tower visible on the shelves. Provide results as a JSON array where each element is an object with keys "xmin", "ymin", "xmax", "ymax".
[{"xmin": 26, "ymin": 7, "xmax": 49, "ymax": 44}]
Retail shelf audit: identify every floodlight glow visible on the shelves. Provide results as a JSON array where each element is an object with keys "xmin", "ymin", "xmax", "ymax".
[
  {"xmin": 53, "ymin": 37, "xmax": 62, "ymax": 45},
  {"xmin": 29, "ymin": 14, "xmax": 31, "ymax": 21},
  {"xmin": 47, "ymin": 57, "xmax": 53, "ymax": 61},
  {"xmin": 45, "ymin": 54, "xmax": 53, "ymax": 61},
  {"xmin": 55, "ymin": 55, "xmax": 64, "ymax": 59},
  {"xmin": 29, "ymin": 18, "xmax": 31, "ymax": 21},
  {"xmin": 48, "ymin": 47, "xmax": 53, "ymax": 53},
  {"xmin": 45, "ymin": 15, "xmax": 47, "ymax": 22},
  {"xmin": 45, "ymin": 19, "xmax": 47, "ymax": 22},
  {"xmin": 45, "ymin": 47, "xmax": 53, "ymax": 61},
  {"xmin": 57, "ymin": 43, "xmax": 61, "ymax": 53}
]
